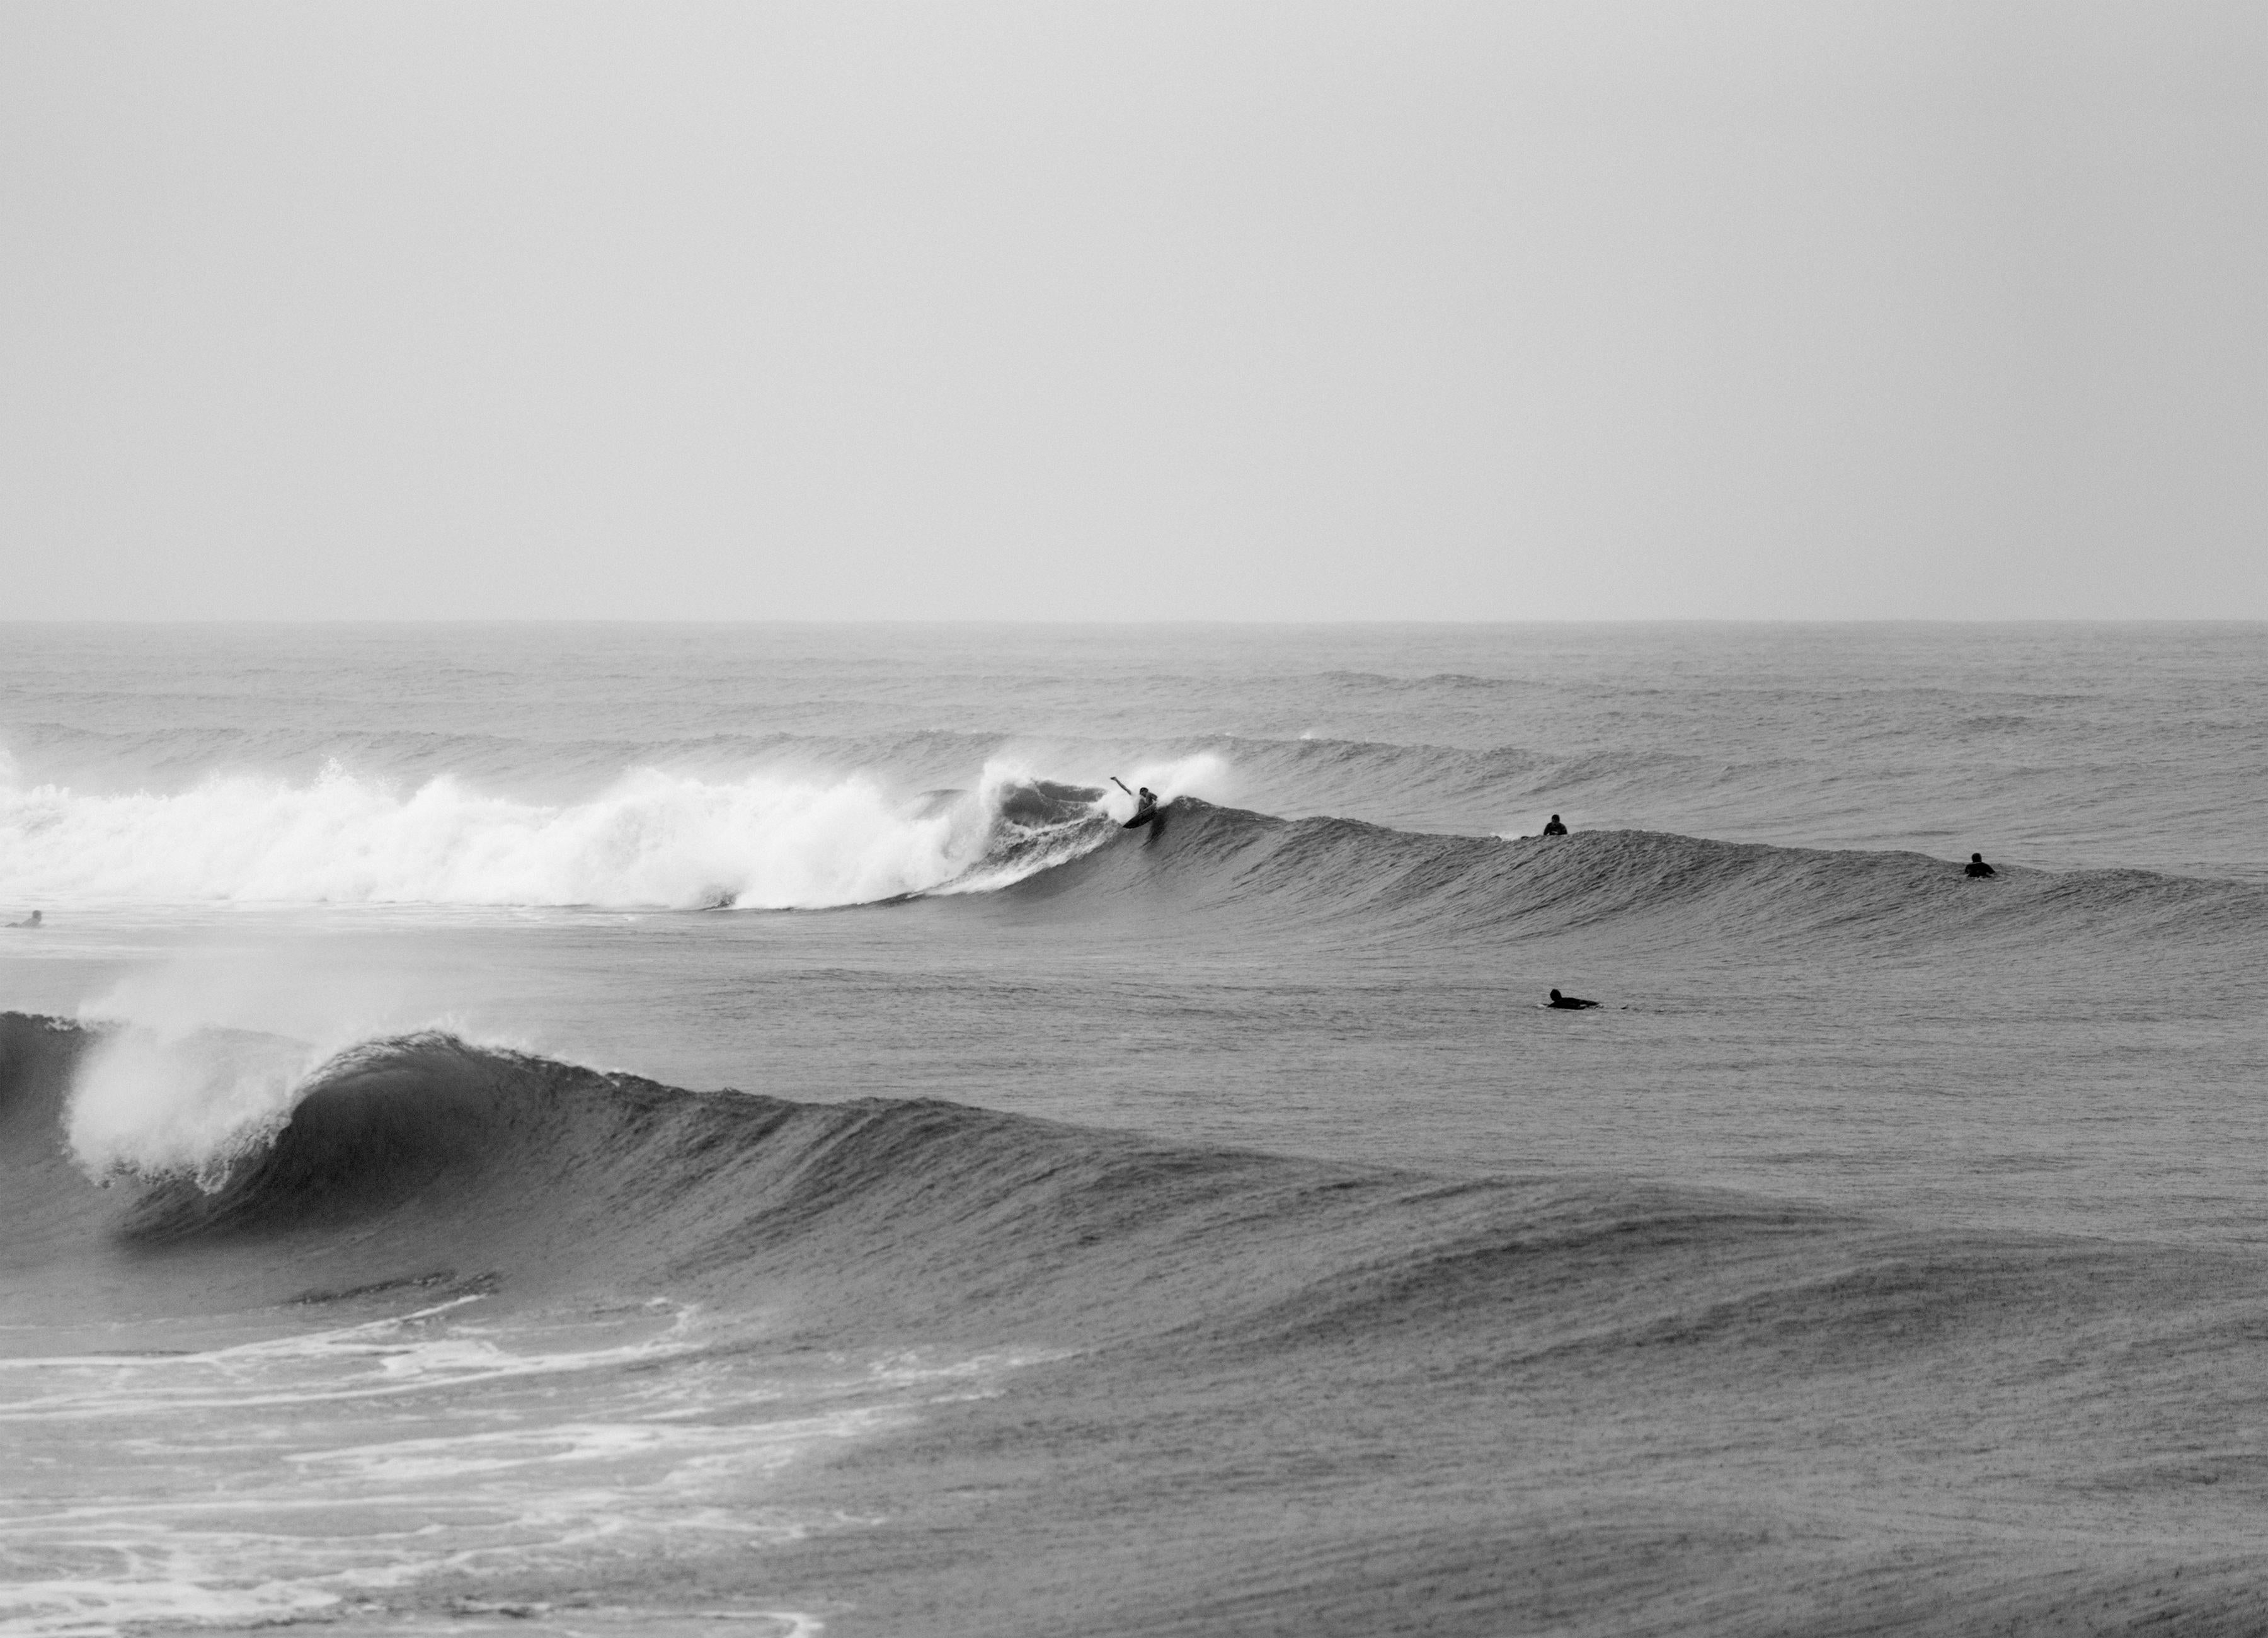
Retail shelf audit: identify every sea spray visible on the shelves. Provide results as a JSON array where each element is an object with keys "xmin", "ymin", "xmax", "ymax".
[
  {"xmin": 66, "ymin": 1022, "xmax": 315, "ymax": 1188},
  {"xmin": 0, "ymin": 754, "xmax": 1234, "ymax": 911},
  {"xmin": 2, "ymin": 760, "xmax": 973, "ymax": 908},
  {"xmin": 0, "ymin": 763, "xmax": 957, "ymax": 910},
  {"xmin": 62, "ymin": 956, "xmax": 510, "ymax": 1187},
  {"xmin": 932, "ymin": 752, "xmax": 1229, "ymax": 895}
]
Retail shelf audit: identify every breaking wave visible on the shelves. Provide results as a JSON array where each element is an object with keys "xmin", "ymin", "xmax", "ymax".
[
  {"xmin": 0, "ymin": 1015, "xmax": 2205, "ymax": 1372},
  {"xmin": 0, "ymin": 757, "xmax": 1222, "ymax": 911}
]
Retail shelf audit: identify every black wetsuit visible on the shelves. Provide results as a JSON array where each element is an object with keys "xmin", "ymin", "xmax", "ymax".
[
  {"xmin": 1965, "ymin": 856, "xmax": 1995, "ymax": 879},
  {"xmin": 1547, "ymin": 990, "xmax": 1598, "ymax": 1009},
  {"xmin": 1542, "ymin": 817, "xmax": 1568, "ymax": 836}
]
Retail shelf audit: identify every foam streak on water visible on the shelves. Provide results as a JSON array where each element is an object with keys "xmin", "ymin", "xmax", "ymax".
[{"xmin": 0, "ymin": 1292, "xmax": 1024, "ymax": 1637}]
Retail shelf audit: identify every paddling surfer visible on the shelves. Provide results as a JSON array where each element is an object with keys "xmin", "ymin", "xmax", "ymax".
[
  {"xmin": 1541, "ymin": 815, "xmax": 1568, "ymax": 837},
  {"xmin": 1964, "ymin": 853, "xmax": 1996, "ymax": 879},
  {"xmin": 1547, "ymin": 988, "xmax": 1598, "ymax": 1009},
  {"xmin": 6, "ymin": 910, "xmax": 40, "ymax": 929}
]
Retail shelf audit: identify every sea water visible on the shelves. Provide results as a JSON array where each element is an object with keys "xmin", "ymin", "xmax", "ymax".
[{"xmin": 1, "ymin": 622, "xmax": 2264, "ymax": 1635}]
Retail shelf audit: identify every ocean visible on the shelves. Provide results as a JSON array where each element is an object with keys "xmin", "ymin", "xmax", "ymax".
[{"xmin": 2, "ymin": 621, "xmax": 2264, "ymax": 1636}]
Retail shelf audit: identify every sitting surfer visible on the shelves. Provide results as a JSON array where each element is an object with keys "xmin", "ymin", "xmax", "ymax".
[
  {"xmin": 6, "ymin": 910, "xmax": 40, "ymax": 929},
  {"xmin": 1964, "ymin": 852, "xmax": 1996, "ymax": 879},
  {"xmin": 1547, "ymin": 988, "xmax": 1598, "ymax": 1009},
  {"xmin": 1541, "ymin": 814, "xmax": 1569, "ymax": 837}
]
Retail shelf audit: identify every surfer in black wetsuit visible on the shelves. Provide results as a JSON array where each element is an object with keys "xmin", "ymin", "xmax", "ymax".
[
  {"xmin": 1111, "ymin": 777, "xmax": 1161, "ymax": 829},
  {"xmin": 1964, "ymin": 853, "xmax": 1995, "ymax": 879},
  {"xmin": 1541, "ymin": 814, "xmax": 1568, "ymax": 836},
  {"xmin": 1547, "ymin": 988, "xmax": 1598, "ymax": 1009},
  {"xmin": 6, "ymin": 910, "xmax": 39, "ymax": 929}
]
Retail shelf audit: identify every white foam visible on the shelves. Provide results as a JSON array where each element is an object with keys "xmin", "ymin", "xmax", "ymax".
[
  {"xmin": 0, "ymin": 1571, "xmax": 340, "ymax": 1636},
  {"xmin": 0, "ymin": 762, "xmax": 982, "ymax": 912},
  {"xmin": 0, "ymin": 753, "xmax": 1236, "ymax": 913},
  {"xmin": 930, "ymin": 752, "xmax": 1227, "ymax": 894},
  {"xmin": 0, "ymin": 1302, "xmax": 709, "ymax": 1421},
  {"xmin": 0, "ymin": 1301, "xmax": 1023, "ymax": 1638},
  {"xmin": 62, "ymin": 956, "xmax": 450, "ymax": 1183},
  {"xmin": 373, "ymin": 1607, "xmax": 824, "ymax": 1637},
  {"xmin": 65, "ymin": 1029, "xmax": 309, "ymax": 1188}
]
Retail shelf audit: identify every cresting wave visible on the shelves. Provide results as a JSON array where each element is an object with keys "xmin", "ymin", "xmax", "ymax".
[
  {"xmin": 0, "ymin": 757, "xmax": 1220, "ymax": 910},
  {"xmin": 7, "ymin": 732, "xmax": 2257, "ymax": 953},
  {"xmin": 0, "ymin": 1014, "xmax": 2182, "ymax": 1362}
]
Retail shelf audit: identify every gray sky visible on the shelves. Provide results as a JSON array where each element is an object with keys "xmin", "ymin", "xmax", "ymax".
[{"xmin": 3, "ymin": 2, "xmax": 2262, "ymax": 621}]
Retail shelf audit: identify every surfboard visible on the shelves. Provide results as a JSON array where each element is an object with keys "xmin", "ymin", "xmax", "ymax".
[{"xmin": 1124, "ymin": 810, "xmax": 1158, "ymax": 830}]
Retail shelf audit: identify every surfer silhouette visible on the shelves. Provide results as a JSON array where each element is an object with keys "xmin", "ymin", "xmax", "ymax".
[
  {"xmin": 1541, "ymin": 815, "xmax": 1568, "ymax": 836},
  {"xmin": 1964, "ymin": 853, "xmax": 1996, "ymax": 879},
  {"xmin": 6, "ymin": 910, "xmax": 40, "ymax": 929},
  {"xmin": 1547, "ymin": 988, "xmax": 1598, "ymax": 1009},
  {"xmin": 1111, "ymin": 778, "xmax": 1162, "ymax": 830}
]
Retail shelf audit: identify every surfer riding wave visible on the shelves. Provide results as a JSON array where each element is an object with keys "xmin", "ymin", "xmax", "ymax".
[{"xmin": 1113, "ymin": 778, "xmax": 1162, "ymax": 830}]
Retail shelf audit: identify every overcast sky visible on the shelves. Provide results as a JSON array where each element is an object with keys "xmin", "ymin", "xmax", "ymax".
[{"xmin": 3, "ymin": 2, "xmax": 2262, "ymax": 621}]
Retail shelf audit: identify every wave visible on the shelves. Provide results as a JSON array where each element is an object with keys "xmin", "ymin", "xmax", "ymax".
[
  {"xmin": 992, "ymin": 798, "xmax": 2268, "ymax": 954},
  {"xmin": 2, "ymin": 1016, "xmax": 1339, "ymax": 1326},
  {"xmin": 19, "ymin": 713, "xmax": 2256, "ymax": 897},
  {"xmin": 4, "ymin": 1018, "xmax": 2216, "ymax": 1372},
  {"xmin": 6, "ymin": 708, "xmax": 2257, "ymax": 949},
  {"xmin": 0, "ymin": 716, "xmax": 2240, "ymax": 957},
  {"xmin": 0, "ymin": 715, "xmax": 1655, "ymax": 850},
  {"xmin": 0, "ymin": 758, "xmax": 1218, "ymax": 912},
  {"xmin": 0, "ymin": 1014, "xmax": 118, "ymax": 1278}
]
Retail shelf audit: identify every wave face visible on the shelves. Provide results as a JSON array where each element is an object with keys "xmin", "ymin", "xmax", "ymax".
[
  {"xmin": 0, "ymin": 1014, "xmax": 2208, "ymax": 1351},
  {"xmin": 999, "ymin": 798, "xmax": 2268, "ymax": 963}
]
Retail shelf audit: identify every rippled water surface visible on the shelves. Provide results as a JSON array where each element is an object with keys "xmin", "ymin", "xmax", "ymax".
[{"xmin": 3, "ymin": 622, "xmax": 2265, "ymax": 1636}]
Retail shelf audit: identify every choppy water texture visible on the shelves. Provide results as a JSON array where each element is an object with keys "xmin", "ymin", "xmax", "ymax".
[{"xmin": 1, "ymin": 622, "xmax": 2265, "ymax": 1637}]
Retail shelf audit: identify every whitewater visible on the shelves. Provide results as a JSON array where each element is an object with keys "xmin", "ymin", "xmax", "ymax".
[{"xmin": 3, "ymin": 621, "xmax": 2267, "ymax": 1637}]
